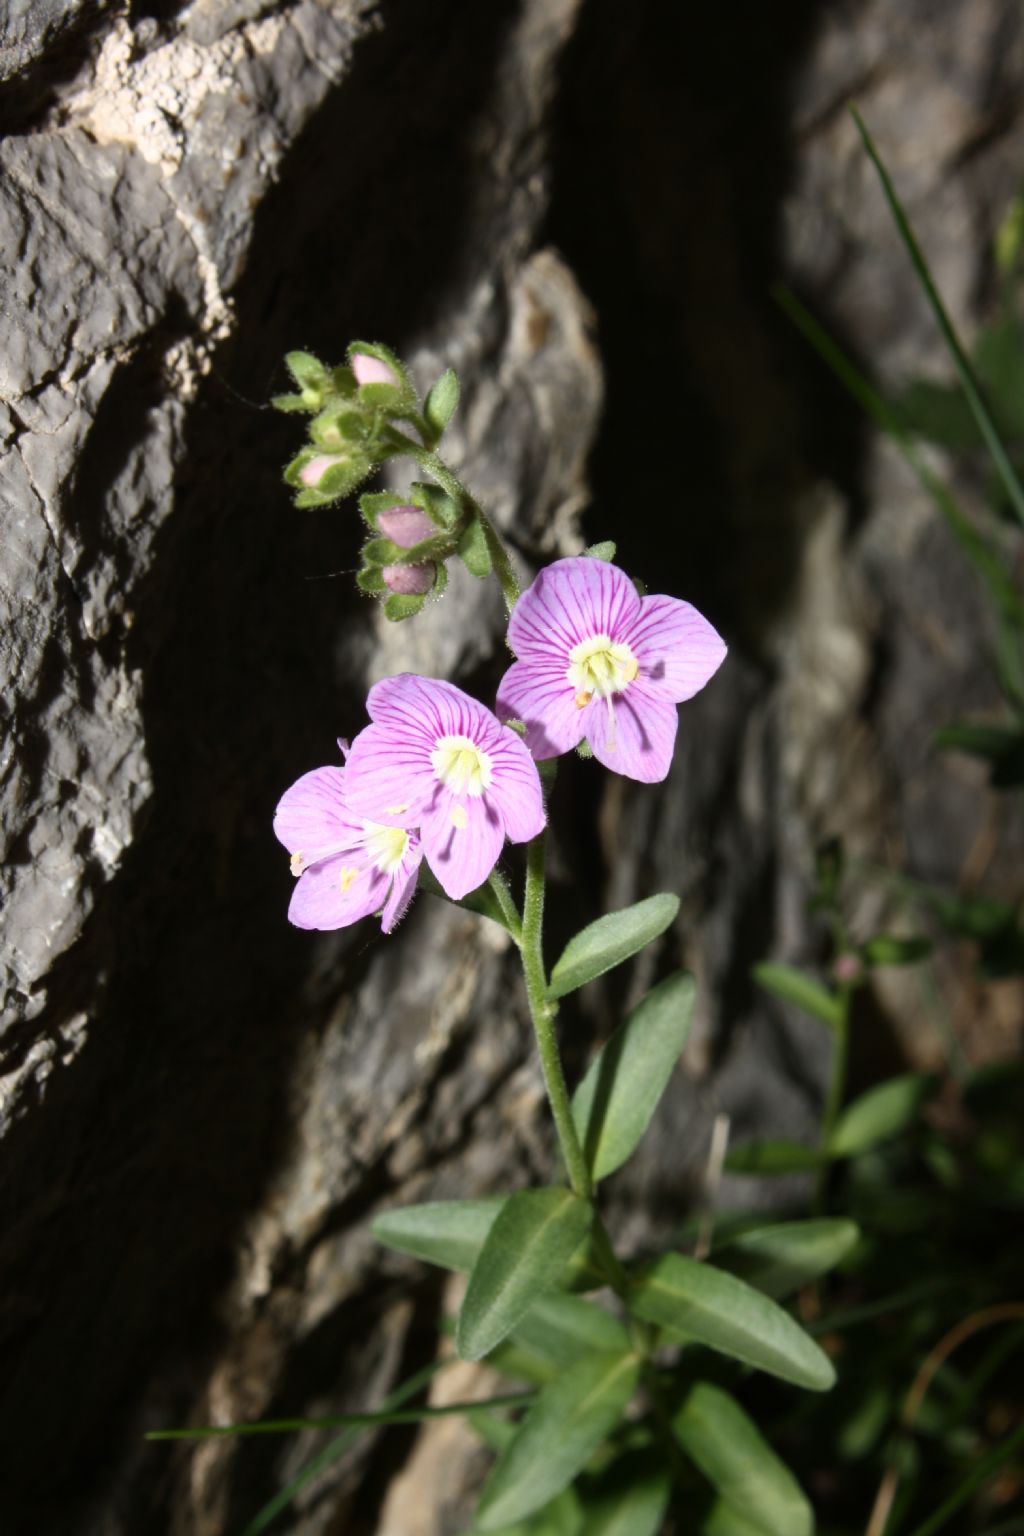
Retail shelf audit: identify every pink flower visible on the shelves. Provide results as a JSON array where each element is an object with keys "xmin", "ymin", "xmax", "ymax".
[
  {"xmin": 352, "ymin": 351, "xmax": 400, "ymax": 388},
  {"xmin": 382, "ymin": 562, "xmax": 435, "ymax": 595},
  {"xmin": 274, "ymin": 755, "xmax": 422, "ymax": 932},
  {"xmin": 496, "ymin": 556, "xmax": 726, "ymax": 783},
  {"xmin": 343, "ymin": 675, "xmax": 545, "ymax": 900},
  {"xmin": 377, "ymin": 505, "xmax": 436, "ymax": 546},
  {"xmin": 299, "ymin": 453, "xmax": 348, "ymax": 487}
]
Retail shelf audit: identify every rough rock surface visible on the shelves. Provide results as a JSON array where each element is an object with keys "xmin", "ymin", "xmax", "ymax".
[{"xmin": 1, "ymin": 0, "xmax": 1022, "ymax": 1532}]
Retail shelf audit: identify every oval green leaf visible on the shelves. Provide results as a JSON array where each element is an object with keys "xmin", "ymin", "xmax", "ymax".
[
  {"xmin": 458, "ymin": 1189, "xmax": 594, "ymax": 1362},
  {"xmin": 673, "ymin": 1381, "xmax": 813, "ymax": 1536},
  {"xmin": 572, "ymin": 972, "xmax": 696, "ymax": 1181},
  {"xmin": 829, "ymin": 1072, "xmax": 938, "ymax": 1157},
  {"xmin": 629, "ymin": 1252, "xmax": 835, "ymax": 1391},
  {"xmin": 425, "ymin": 367, "xmax": 460, "ymax": 435},
  {"xmin": 581, "ymin": 1460, "xmax": 670, "ymax": 1536},
  {"xmin": 510, "ymin": 1292, "xmax": 630, "ymax": 1368},
  {"xmin": 701, "ymin": 1498, "xmax": 774, "ymax": 1536},
  {"xmin": 475, "ymin": 1351, "xmax": 639, "ymax": 1531},
  {"xmin": 548, "ymin": 895, "xmax": 679, "ymax": 1000},
  {"xmin": 715, "ymin": 1219, "xmax": 860, "ymax": 1299},
  {"xmin": 725, "ymin": 1139, "xmax": 824, "ymax": 1176},
  {"xmin": 373, "ymin": 1198, "xmax": 504, "ymax": 1272},
  {"xmin": 753, "ymin": 963, "xmax": 842, "ymax": 1029}
]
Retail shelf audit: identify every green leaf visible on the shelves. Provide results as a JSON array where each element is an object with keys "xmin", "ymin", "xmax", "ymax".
[
  {"xmin": 714, "ymin": 1219, "xmax": 860, "ymax": 1299},
  {"xmin": 672, "ymin": 1381, "xmax": 814, "ymax": 1536},
  {"xmin": 753, "ymin": 963, "xmax": 842, "ymax": 1029},
  {"xmin": 933, "ymin": 721, "xmax": 1024, "ymax": 787},
  {"xmin": 425, "ymin": 368, "xmax": 461, "ymax": 436},
  {"xmin": 701, "ymin": 1498, "xmax": 774, "ymax": 1536},
  {"xmin": 571, "ymin": 972, "xmax": 696, "ymax": 1180},
  {"xmin": 356, "ymin": 564, "xmax": 386, "ymax": 595},
  {"xmin": 548, "ymin": 895, "xmax": 680, "ymax": 1001},
  {"xmin": 579, "ymin": 1458, "xmax": 670, "ymax": 1536},
  {"xmin": 584, "ymin": 541, "xmax": 617, "ymax": 562},
  {"xmin": 475, "ymin": 1351, "xmax": 639, "ymax": 1530},
  {"xmin": 510, "ymin": 1293, "xmax": 630, "ymax": 1369},
  {"xmin": 861, "ymin": 934, "xmax": 933, "ymax": 966},
  {"xmin": 628, "ymin": 1252, "xmax": 836, "ymax": 1391},
  {"xmin": 373, "ymin": 1198, "xmax": 505, "ymax": 1272},
  {"xmin": 458, "ymin": 516, "xmax": 493, "ymax": 578},
  {"xmin": 457, "ymin": 1189, "xmax": 594, "ymax": 1362},
  {"xmin": 725, "ymin": 1139, "xmax": 824, "ymax": 1176},
  {"xmin": 828, "ymin": 1073, "xmax": 938, "ymax": 1157},
  {"xmin": 416, "ymin": 863, "xmax": 517, "ymax": 934}
]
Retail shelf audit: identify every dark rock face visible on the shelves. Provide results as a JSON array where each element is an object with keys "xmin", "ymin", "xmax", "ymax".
[{"xmin": 1, "ymin": 0, "xmax": 1021, "ymax": 1531}]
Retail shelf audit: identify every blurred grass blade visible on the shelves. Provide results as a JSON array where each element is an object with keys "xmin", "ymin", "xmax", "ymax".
[
  {"xmin": 852, "ymin": 105, "xmax": 1024, "ymax": 533},
  {"xmin": 149, "ymin": 1391, "xmax": 533, "ymax": 1441},
  {"xmin": 629, "ymin": 1253, "xmax": 835, "ymax": 1391},
  {"xmin": 475, "ymin": 1351, "xmax": 639, "ymax": 1530},
  {"xmin": 548, "ymin": 894, "xmax": 679, "ymax": 999},
  {"xmin": 714, "ymin": 1218, "xmax": 860, "ymax": 1299},
  {"xmin": 774, "ymin": 284, "xmax": 1024, "ymax": 626},
  {"xmin": 753, "ymin": 963, "xmax": 842, "ymax": 1029},
  {"xmin": 725, "ymin": 1139, "xmax": 824, "ymax": 1176},
  {"xmin": 457, "ymin": 1189, "xmax": 594, "ymax": 1362},
  {"xmin": 239, "ymin": 1358, "xmax": 446, "ymax": 1536},
  {"xmin": 904, "ymin": 1422, "xmax": 1024, "ymax": 1536},
  {"xmin": 672, "ymin": 1381, "xmax": 813, "ymax": 1536},
  {"xmin": 572, "ymin": 971, "xmax": 696, "ymax": 1180}
]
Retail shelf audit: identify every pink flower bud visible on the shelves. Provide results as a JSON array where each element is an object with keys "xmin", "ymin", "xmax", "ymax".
[
  {"xmin": 377, "ymin": 505, "xmax": 436, "ymax": 548},
  {"xmin": 351, "ymin": 352, "xmax": 400, "ymax": 388},
  {"xmin": 832, "ymin": 953, "xmax": 864, "ymax": 984},
  {"xmin": 299, "ymin": 453, "xmax": 347, "ymax": 487},
  {"xmin": 382, "ymin": 562, "xmax": 435, "ymax": 595}
]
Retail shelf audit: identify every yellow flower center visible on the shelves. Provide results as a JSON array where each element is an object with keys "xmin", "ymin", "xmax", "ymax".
[
  {"xmin": 363, "ymin": 822, "xmax": 411, "ymax": 875},
  {"xmin": 431, "ymin": 734, "xmax": 493, "ymax": 796},
  {"xmin": 566, "ymin": 634, "xmax": 639, "ymax": 708}
]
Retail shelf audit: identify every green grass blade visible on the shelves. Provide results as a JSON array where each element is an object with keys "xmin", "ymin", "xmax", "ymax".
[
  {"xmin": 774, "ymin": 284, "xmax": 1024, "ymax": 625},
  {"xmin": 852, "ymin": 105, "xmax": 1024, "ymax": 532},
  {"xmin": 147, "ymin": 1391, "xmax": 533, "ymax": 1442},
  {"xmin": 904, "ymin": 1423, "xmax": 1024, "ymax": 1536},
  {"xmin": 238, "ymin": 1358, "xmax": 447, "ymax": 1536}
]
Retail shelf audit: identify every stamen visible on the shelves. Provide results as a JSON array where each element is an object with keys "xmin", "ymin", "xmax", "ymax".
[
  {"xmin": 431, "ymin": 734, "xmax": 493, "ymax": 796},
  {"xmin": 290, "ymin": 850, "xmax": 306, "ymax": 876},
  {"xmin": 451, "ymin": 805, "xmax": 468, "ymax": 829},
  {"xmin": 363, "ymin": 823, "xmax": 410, "ymax": 875},
  {"xmin": 566, "ymin": 634, "xmax": 639, "ymax": 703},
  {"xmin": 339, "ymin": 865, "xmax": 360, "ymax": 893}
]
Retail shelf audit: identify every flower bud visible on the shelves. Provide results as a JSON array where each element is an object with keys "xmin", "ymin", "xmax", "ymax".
[
  {"xmin": 382, "ymin": 562, "xmax": 435, "ymax": 595},
  {"xmin": 352, "ymin": 352, "xmax": 400, "ymax": 388},
  {"xmin": 299, "ymin": 453, "xmax": 349, "ymax": 487},
  {"xmin": 377, "ymin": 505, "xmax": 436, "ymax": 548}
]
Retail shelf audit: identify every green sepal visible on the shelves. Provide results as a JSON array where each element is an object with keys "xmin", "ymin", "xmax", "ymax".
[
  {"xmin": 584, "ymin": 541, "xmax": 617, "ymax": 562},
  {"xmin": 308, "ymin": 406, "xmax": 369, "ymax": 448},
  {"xmin": 347, "ymin": 340, "xmax": 413, "ymax": 402},
  {"xmin": 358, "ymin": 380, "xmax": 407, "ymax": 410},
  {"xmin": 363, "ymin": 532, "xmax": 455, "ymax": 566},
  {"xmin": 424, "ymin": 368, "xmax": 460, "ymax": 437},
  {"xmin": 411, "ymin": 480, "xmax": 460, "ymax": 527},
  {"xmin": 575, "ymin": 739, "xmax": 594, "ymax": 759},
  {"xmin": 860, "ymin": 934, "xmax": 933, "ymax": 967},
  {"xmin": 457, "ymin": 1187, "xmax": 594, "ymax": 1362},
  {"xmin": 356, "ymin": 565, "xmax": 386, "ymax": 595},
  {"xmin": 383, "ymin": 591, "xmax": 427, "ymax": 622},
  {"xmin": 285, "ymin": 349, "xmax": 330, "ymax": 398},
  {"xmin": 458, "ymin": 516, "xmax": 493, "ymax": 578},
  {"xmin": 271, "ymin": 391, "xmax": 314, "ymax": 414}
]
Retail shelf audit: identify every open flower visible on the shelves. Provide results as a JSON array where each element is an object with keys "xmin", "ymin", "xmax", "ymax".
[
  {"xmin": 496, "ymin": 556, "xmax": 726, "ymax": 783},
  {"xmin": 274, "ymin": 754, "xmax": 422, "ymax": 932},
  {"xmin": 343, "ymin": 675, "xmax": 545, "ymax": 900}
]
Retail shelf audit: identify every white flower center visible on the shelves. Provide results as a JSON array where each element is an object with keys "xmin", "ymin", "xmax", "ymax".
[
  {"xmin": 431, "ymin": 734, "xmax": 493, "ymax": 796},
  {"xmin": 363, "ymin": 822, "xmax": 411, "ymax": 875},
  {"xmin": 566, "ymin": 634, "xmax": 638, "ymax": 708}
]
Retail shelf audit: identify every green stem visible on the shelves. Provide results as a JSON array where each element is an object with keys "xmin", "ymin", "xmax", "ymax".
[
  {"xmin": 520, "ymin": 828, "xmax": 593, "ymax": 1201},
  {"xmin": 814, "ymin": 984, "xmax": 851, "ymax": 1214}
]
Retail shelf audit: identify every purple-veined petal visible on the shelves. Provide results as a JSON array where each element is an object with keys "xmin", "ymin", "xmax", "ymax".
[
  {"xmin": 484, "ymin": 728, "xmax": 547, "ymax": 843},
  {"xmin": 366, "ymin": 674, "xmax": 490, "ymax": 748},
  {"xmin": 342, "ymin": 721, "xmax": 437, "ymax": 826},
  {"xmin": 508, "ymin": 557, "xmax": 642, "ymax": 660},
  {"xmin": 496, "ymin": 658, "xmax": 586, "ymax": 761},
  {"xmin": 381, "ymin": 853, "xmax": 421, "ymax": 932},
  {"xmin": 421, "ymin": 792, "xmax": 506, "ymax": 900},
  {"xmin": 287, "ymin": 857, "xmax": 387, "ymax": 930},
  {"xmin": 274, "ymin": 766, "xmax": 365, "ymax": 858},
  {"xmin": 621, "ymin": 594, "xmax": 727, "ymax": 703},
  {"xmin": 586, "ymin": 685, "xmax": 679, "ymax": 783}
]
